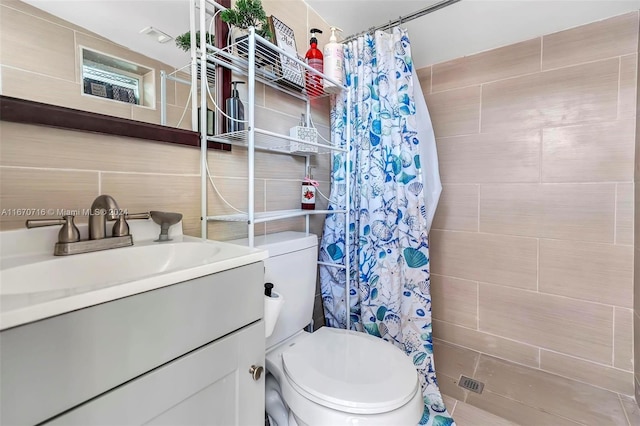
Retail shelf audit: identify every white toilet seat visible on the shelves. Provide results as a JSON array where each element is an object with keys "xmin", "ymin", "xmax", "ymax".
[{"xmin": 266, "ymin": 328, "xmax": 424, "ymax": 425}]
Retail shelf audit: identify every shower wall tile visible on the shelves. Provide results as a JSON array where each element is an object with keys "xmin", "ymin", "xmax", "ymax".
[
  {"xmin": 614, "ymin": 307, "xmax": 634, "ymax": 372},
  {"xmin": 473, "ymin": 355, "xmax": 627, "ymax": 425},
  {"xmin": 539, "ymin": 239, "xmax": 633, "ymax": 308},
  {"xmin": 431, "ymin": 38, "xmax": 541, "ymax": 93},
  {"xmin": 416, "ymin": 66, "xmax": 432, "ymax": 94},
  {"xmin": 539, "ymin": 183, "xmax": 616, "ymax": 243},
  {"xmin": 0, "ymin": 167, "xmax": 99, "ymax": 230},
  {"xmin": 481, "ymin": 58, "xmax": 619, "ymax": 133},
  {"xmin": 541, "ymin": 120, "xmax": 635, "ymax": 183},
  {"xmin": 432, "ymin": 319, "xmax": 540, "ymax": 368},
  {"xmin": 541, "ymin": 12, "xmax": 638, "ymax": 70},
  {"xmin": 616, "ymin": 183, "xmax": 634, "ymax": 246},
  {"xmin": 539, "ymin": 349, "xmax": 634, "ymax": 395},
  {"xmin": 479, "ymin": 283, "xmax": 613, "ymax": 364},
  {"xmin": 619, "ymin": 54, "xmax": 638, "ymax": 120},
  {"xmin": 430, "ymin": 230, "xmax": 537, "ymax": 290},
  {"xmin": 425, "ymin": 86, "xmax": 480, "ymax": 138},
  {"xmin": 207, "ymin": 177, "xmax": 266, "ymax": 216},
  {"xmin": 432, "ymin": 185, "xmax": 478, "ymax": 232},
  {"xmin": 433, "ymin": 340, "xmax": 480, "ymax": 379},
  {"xmin": 451, "ymin": 401, "xmax": 519, "ymax": 426},
  {"xmin": 436, "ymin": 130, "xmax": 540, "ymax": 184},
  {"xmin": 0, "ymin": 122, "xmax": 201, "ymax": 175},
  {"xmin": 479, "ymin": 184, "xmax": 540, "ymax": 237},
  {"xmin": 430, "ymin": 274, "xmax": 478, "ymax": 328}
]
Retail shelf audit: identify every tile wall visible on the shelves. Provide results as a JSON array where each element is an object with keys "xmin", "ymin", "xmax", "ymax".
[
  {"xmin": 0, "ymin": 0, "xmax": 332, "ymax": 327},
  {"xmin": 419, "ymin": 12, "xmax": 637, "ymax": 397}
]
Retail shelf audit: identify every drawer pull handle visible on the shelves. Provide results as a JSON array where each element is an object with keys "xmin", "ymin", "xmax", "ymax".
[{"xmin": 249, "ymin": 365, "xmax": 264, "ymax": 381}]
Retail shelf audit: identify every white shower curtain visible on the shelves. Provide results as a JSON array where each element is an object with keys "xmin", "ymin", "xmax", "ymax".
[{"xmin": 319, "ymin": 28, "xmax": 452, "ymax": 426}]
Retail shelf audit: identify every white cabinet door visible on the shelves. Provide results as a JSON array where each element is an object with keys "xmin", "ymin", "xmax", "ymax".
[{"xmin": 48, "ymin": 321, "xmax": 265, "ymax": 426}]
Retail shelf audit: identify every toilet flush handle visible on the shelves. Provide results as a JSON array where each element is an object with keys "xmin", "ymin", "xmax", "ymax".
[{"xmin": 249, "ymin": 365, "xmax": 264, "ymax": 381}]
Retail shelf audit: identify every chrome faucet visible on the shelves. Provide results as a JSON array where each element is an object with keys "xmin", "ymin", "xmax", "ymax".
[
  {"xmin": 89, "ymin": 194, "xmax": 121, "ymax": 240},
  {"xmin": 25, "ymin": 194, "xmax": 150, "ymax": 256}
]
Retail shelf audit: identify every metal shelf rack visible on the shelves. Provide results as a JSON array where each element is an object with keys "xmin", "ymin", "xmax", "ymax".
[{"xmin": 190, "ymin": 1, "xmax": 351, "ymax": 311}]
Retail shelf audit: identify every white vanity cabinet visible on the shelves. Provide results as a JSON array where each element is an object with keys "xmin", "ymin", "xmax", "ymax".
[{"xmin": 0, "ymin": 261, "xmax": 265, "ymax": 425}]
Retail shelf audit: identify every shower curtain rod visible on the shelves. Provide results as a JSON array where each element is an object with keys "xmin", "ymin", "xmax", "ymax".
[{"xmin": 342, "ymin": 0, "xmax": 462, "ymax": 43}]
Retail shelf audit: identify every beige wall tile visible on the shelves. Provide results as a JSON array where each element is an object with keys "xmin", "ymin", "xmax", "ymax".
[
  {"xmin": 266, "ymin": 179, "xmax": 305, "ymax": 211},
  {"xmin": 442, "ymin": 395, "xmax": 457, "ymax": 414},
  {"xmin": 432, "ymin": 38, "xmax": 541, "ymax": 92},
  {"xmin": 451, "ymin": 401, "xmax": 518, "ymax": 426},
  {"xmin": 616, "ymin": 183, "xmax": 634, "ymax": 246},
  {"xmin": 101, "ymin": 173, "xmax": 200, "ymax": 237},
  {"xmin": 475, "ymin": 355, "xmax": 627, "ymax": 425},
  {"xmin": 207, "ymin": 177, "xmax": 266, "ymax": 217},
  {"xmin": 255, "ymin": 105, "xmax": 302, "ymax": 136},
  {"xmin": 0, "ymin": 167, "xmax": 98, "ymax": 230},
  {"xmin": 542, "ymin": 120, "xmax": 635, "ymax": 183},
  {"xmin": 634, "ymin": 312, "xmax": 640, "ymax": 386},
  {"xmin": 265, "ymin": 216, "xmax": 306, "ymax": 235},
  {"xmin": 207, "ymin": 148, "xmax": 250, "ymax": 179},
  {"xmin": 482, "ymin": 59, "xmax": 619, "ymax": 132},
  {"xmin": 619, "ymin": 54, "xmax": 637, "ymax": 120},
  {"xmin": 254, "ymin": 152, "xmax": 307, "ymax": 180},
  {"xmin": 614, "ymin": 308, "xmax": 634, "ymax": 372},
  {"xmin": 0, "ymin": 122, "xmax": 200, "ymax": 175},
  {"xmin": 479, "ymin": 283, "xmax": 613, "ymax": 363},
  {"xmin": 431, "ymin": 274, "xmax": 478, "ymax": 328},
  {"xmin": 436, "ymin": 130, "xmax": 540, "ymax": 184},
  {"xmin": 432, "ymin": 319, "xmax": 539, "ymax": 368},
  {"xmin": 264, "ymin": 86, "xmax": 307, "ymax": 120},
  {"xmin": 425, "ymin": 86, "xmax": 480, "ymax": 138},
  {"xmin": 542, "ymin": 12, "xmax": 639, "ymax": 70},
  {"xmin": 432, "ymin": 185, "xmax": 478, "ymax": 232},
  {"xmin": 480, "ymin": 184, "xmax": 540, "ymax": 237},
  {"xmin": 0, "ymin": 4, "xmax": 76, "ymax": 81},
  {"xmin": 465, "ymin": 389, "xmax": 582, "ymax": 426},
  {"xmin": 416, "ymin": 66, "xmax": 431, "ymax": 95},
  {"xmin": 540, "ymin": 349, "xmax": 634, "ymax": 395},
  {"xmin": 433, "ymin": 340, "xmax": 479, "ymax": 379},
  {"xmin": 539, "ymin": 239, "xmax": 633, "ymax": 308},
  {"xmin": 540, "ymin": 183, "xmax": 616, "ymax": 243},
  {"xmin": 430, "ymin": 230, "xmax": 538, "ymax": 290}
]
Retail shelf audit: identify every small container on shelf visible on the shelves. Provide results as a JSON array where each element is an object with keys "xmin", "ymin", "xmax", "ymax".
[
  {"xmin": 289, "ymin": 114, "xmax": 318, "ymax": 153},
  {"xmin": 301, "ymin": 167, "xmax": 317, "ymax": 210}
]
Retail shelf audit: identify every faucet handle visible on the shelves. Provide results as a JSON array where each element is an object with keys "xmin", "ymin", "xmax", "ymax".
[
  {"xmin": 150, "ymin": 211, "xmax": 183, "ymax": 242},
  {"xmin": 112, "ymin": 212, "xmax": 150, "ymax": 237},
  {"xmin": 26, "ymin": 215, "xmax": 81, "ymax": 243}
]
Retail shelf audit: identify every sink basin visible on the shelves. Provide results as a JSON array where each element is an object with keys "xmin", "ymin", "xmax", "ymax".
[
  {"xmin": 0, "ymin": 222, "xmax": 268, "ymax": 330},
  {"xmin": 1, "ymin": 242, "xmax": 221, "ymax": 296}
]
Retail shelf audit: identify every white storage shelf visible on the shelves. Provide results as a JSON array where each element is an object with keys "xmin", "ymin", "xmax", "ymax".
[
  {"xmin": 207, "ymin": 209, "xmax": 347, "ymax": 224},
  {"xmin": 207, "ymin": 129, "xmax": 346, "ymax": 156}
]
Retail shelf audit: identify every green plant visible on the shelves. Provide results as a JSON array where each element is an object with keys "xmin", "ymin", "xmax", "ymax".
[
  {"xmin": 175, "ymin": 31, "xmax": 214, "ymax": 52},
  {"xmin": 220, "ymin": 0, "xmax": 272, "ymax": 40}
]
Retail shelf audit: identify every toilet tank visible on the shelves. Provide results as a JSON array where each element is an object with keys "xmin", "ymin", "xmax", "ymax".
[{"xmin": 230, "ymin": 232, "xmax": 318, "ymax": 348}]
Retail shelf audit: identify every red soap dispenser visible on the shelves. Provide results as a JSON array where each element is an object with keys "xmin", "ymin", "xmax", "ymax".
[{"xmin": 305, "ymin": 28, "xmax": 323, "ymax": 96}]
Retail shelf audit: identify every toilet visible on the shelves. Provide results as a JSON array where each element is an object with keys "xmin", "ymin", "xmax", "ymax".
[{"xmin": 247, "ymin": 231, "xmax": 424, "ymax": 426}]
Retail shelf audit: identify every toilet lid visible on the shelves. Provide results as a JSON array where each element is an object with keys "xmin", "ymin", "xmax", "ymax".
[{"xmin": 282, "ymin": 327, "xmax": 420, "ymax": 414}]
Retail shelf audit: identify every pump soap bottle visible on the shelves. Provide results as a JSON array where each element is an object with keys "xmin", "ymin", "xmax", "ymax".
[
  {"xmin": 323, "ymin": 27, "xmax": 344, "ymax": 93},
  {"xmin": 301, "ymin": 166, "xmax": 317, "ymax": 210},
  {"xmin": 305, "ymin": 28, "xmax": 323, "ymax": 96},
  {"xmin": 225, "ymin": 81, "xmax": 245, "ymax": 133}
]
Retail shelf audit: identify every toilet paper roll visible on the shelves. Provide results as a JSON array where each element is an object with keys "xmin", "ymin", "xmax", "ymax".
[{"xmin": 264, "ymin": 291, "xmax": 285, "ymax": 338}]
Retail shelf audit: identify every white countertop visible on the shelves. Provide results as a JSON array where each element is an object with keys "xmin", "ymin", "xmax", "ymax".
[{"xmin": 0, "ymin": 220, "xmax": 268, "ymax": 330}]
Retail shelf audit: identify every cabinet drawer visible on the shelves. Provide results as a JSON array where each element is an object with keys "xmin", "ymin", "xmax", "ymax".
[
  {"xmin": 1, "ymin": 262, "xmax": 264, "ymax": 425},
  {"xmin": 47, "ymin": 321, "xmax": 265, "ymax": 426}
]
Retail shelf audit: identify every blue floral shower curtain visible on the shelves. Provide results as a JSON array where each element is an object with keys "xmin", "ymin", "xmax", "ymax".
[{"xmin": 319, "ymin": 28, "xmax": 454, "ymax": 426}]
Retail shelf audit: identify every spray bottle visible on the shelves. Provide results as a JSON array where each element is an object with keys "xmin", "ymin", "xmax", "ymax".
[
  {"xmin": 305, "ymin": 28, "xmax": 323, "ymax": 96},
  {"xmin": 323, "ymin": 27, "xmax": 344, "ymax": 93}
]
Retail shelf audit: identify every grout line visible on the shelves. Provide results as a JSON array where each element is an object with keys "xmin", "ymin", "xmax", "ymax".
[
  {"xmin": 539, "ymin": 36, "xmax": 543, "ymax": 71},
  {"xmin": 449, "ymin": 399, "xmax": 458, "ymax": 416},
  {"xmin": 619, "ymin": 392, "xmax": 632, "ymax": 426},
  {"xmin": 537, "ymin": 347, "xmax": 541, "ymax": 368},
  {"xmin": 0, "ymin": 165, "xmax": 200, "ymax": 177},
  {"xmin": 535, "ymin": 346, "xmax": 632, "ymax": 373}
]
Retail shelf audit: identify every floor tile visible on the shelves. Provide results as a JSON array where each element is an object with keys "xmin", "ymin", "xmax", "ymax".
[{"xmin": 452, "ymin": 400, "xmax": 518, "ymax": 426}]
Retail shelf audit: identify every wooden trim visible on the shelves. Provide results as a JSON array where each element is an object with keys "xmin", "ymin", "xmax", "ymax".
[{"xmin": 0, "ymin": 96, "xmax": 231, "ymax": 151}]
